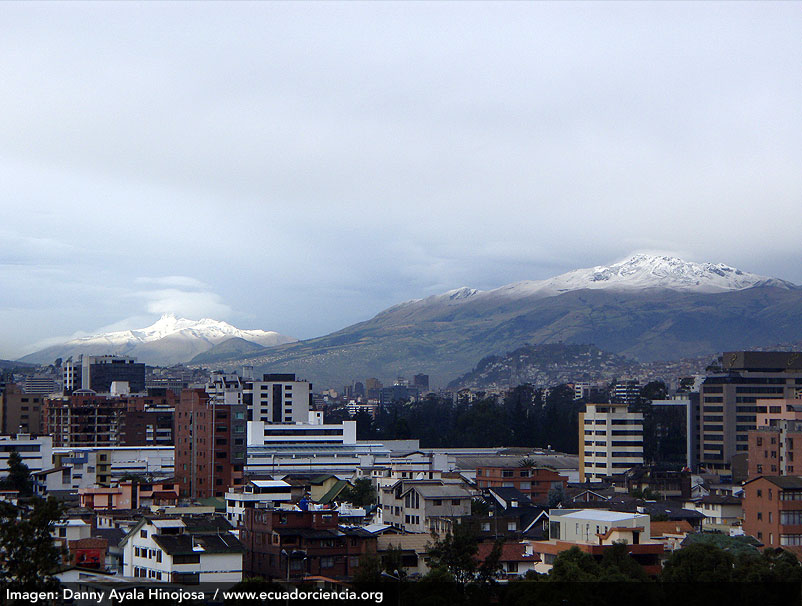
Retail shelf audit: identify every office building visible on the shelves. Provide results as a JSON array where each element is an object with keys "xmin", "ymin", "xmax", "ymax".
[
  {"xmin": 579, "ymin": 402, "xmax": 644, "ymax": 482},
  {"xmin": 63, "ymin": 355, "xmax": 146, "ymax": 395},
  {"xmin": 698, "ymin": 351, "xmax": 802, "ymax": 472},
  {"xmin": 245, "ymin": 374, "xmax": 311, "ymax": 424}
]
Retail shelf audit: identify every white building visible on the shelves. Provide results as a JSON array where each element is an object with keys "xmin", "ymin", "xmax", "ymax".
[
  {"xmin": 120, "ymin": 516, "xmax": 244, "ymax": 583},
  {"xmin": 248, "ymin": 373, "xmax": 311, "ymax": 424},
  {"xmin": 225, "ymin": 480, "xmax": 292, "ymax": 528},
  {"xmin": 548, "ymin": 509, "xmax": 651, "ymax": 544},
  {"xmin": 0, "ymin": 434, "xmax": 53, "ymax": 477},
  {"xmin": 579, "ymin": 402, "xmax": 643, "ymax": 482}
]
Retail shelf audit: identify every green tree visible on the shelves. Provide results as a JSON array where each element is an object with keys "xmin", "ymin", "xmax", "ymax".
[
  {"xmin": 0, "ymin": 497, "xmax": 64, "ymax": 591},
  {"xmin": 339, "ymin": 477, "xmax": 377, "ymax": 507},
  {"xmin": 597, "ymin": 542, "xmax": 649, "ymax": 582},
  {"xmin": 661, "ymin": 542, "xmax": 734, "ymax": 582},
  {"xmin": 548, "ymin": 546, "xmax": 601, "ymax": 582},
  {"xmin": 547, "ymin": 484, "xmax": 566, "ymax": 508},
  {"xmin": 1, "ymin": 450, "xmax": 33, "ymax": 496},
  {"xmin": 426, "ymin": 524, "xmax": 480, "ymax": 584}
]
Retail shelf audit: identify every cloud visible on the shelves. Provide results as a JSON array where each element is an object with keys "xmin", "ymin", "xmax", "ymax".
[
  {"xmin": 140, "ymin": 288, "xmax": 232, "ymax": 320},
  {"xmin": 134, "ymin": 275, "xmax": 210, "ymax": 289}
]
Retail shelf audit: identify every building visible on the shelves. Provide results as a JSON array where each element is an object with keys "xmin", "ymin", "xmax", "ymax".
[
  {"xmin": 579, "ymin": 402, "xmax": 644, "ymax": 482},
  {"xmin": 175, "ymin": 389, "xmax": 247, "ymax": 499},
  {"xmin": 611, "ymin": 380, "xmax": 641, "ymax": 405},
  {"xmin": 120, "ymin": 515, "xmax": 244, "ymax": 583},
  {"xmin": 413, "ymin": 374, "xmax": 430, "ymax": 392},
  {"xmin": 245, "ymin": 374, "xmax": 311, "ymax": 424},
  {"xmin": 532, "ymin": 509, "xmax": 662, "ymax": 576},
  {"xmin": 224, "ymin": 480, "xmax": 292, "ymax": 528},
  {"xmin": 22, "ymin": 375, "xmax": 57, "ymax": 395},
  {"xmin": 698, "ymin": 351, "xmax": 802, "ymax": 472},
  {"xmin": 78, "ymin": 479, "xmax": 179, "ymax": 510},
  {"xmin": 0, "ymin": 383, "xmax": 45, "ymax": 435},
  {"xmin": 63, "ymin": 355, "xmax": 146, "ymax": 395},
  {"xmin": 648, "ymin": 396, "xmax": 695, "ymax": 470},
  {"xmin": 43, "ymin": 392, "xmax": 175, "ymax": 447},
  {"xmin": 743, "ymin": 476, "xmax": 802, "ymax": 553},
  {"xmin": 240, "ymin": 508, "xmax": 376, "ymax": 580},
  {"xmin": 379, "ymin": 480, "xmax": 473, "ymax": 534},
  {"xmin": 0, "ymin": 434, "xmax": 53, "ymax": 478},
  {"xmin": 682, "ymin": 495, "xmax": 743, "ymax": 530},
  {"xmin": 748, "ymin": 400, "xmax": 802, "ymax": 477},
  {"xmin": 475, "ymin": 465, "xmax": 566, "ymax": 505}
]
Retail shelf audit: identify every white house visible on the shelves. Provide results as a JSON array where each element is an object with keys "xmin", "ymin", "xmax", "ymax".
[{"xmin": 120, "ymin": 515, "xmax": 244, "ymax": 583}]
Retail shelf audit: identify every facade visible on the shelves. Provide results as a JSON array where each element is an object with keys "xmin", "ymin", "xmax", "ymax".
[
  {"xmin": 175, "ymin": 389, "xmax": 247, "ymax": 498},
  {"xmin": 533, "ymin": 509, "xmax": 662, "ymax": 576},
  {"xmin": 698, "ymin": 351, "xmax": 802, "ymax": 472},
  {"xmin": 748, "ymin": 400, "xmax": 802, "ymax": 477},
  {"xmin": 0, "ymin": 434, "xmax": 53, "ymax": 477},
  {"xmin": 245, "ymin": 374, "xmax": 311, "ymax": 424},
  {"xmin": 743, "ymin": 476, "xmax": 802, "ymax": 552},
  {"xmin": 579, "ymin": 402, "xmax": 644, "ymax": 482},
  {"xmin": 0, "ymin": 383, "xmax": 45, "ymax": 435},
  {"xmin": 120, "ymin": 516, "xmax": 244, "ymax": 583},
  {"xmin": 612, "ymin": 380, "xmax": 641, "ymax": 405},
  {"xmin": 475, "ymin": 465, "xmax": 566, "ymax": 505},
  {"xmin": 379, "ymin": 480, "xmax": 473, "ymax": 534},
  {"xmin": 63, "ymin": 355, "xmax": 146, "ymax": 395},
  {"xmin": 682, "ymin": 496, "xmax": 743, "ymax": 530},
  {"xmin": 43, "ymin": 392, "xmax": 176, "ymax": 447},
  {"xmin": 240, "ymin": 508, "xmax": 376, "ymax": 580},
  {"xmin": 224, "ymin": 480, "xmax": 293, "ymax": 528}
]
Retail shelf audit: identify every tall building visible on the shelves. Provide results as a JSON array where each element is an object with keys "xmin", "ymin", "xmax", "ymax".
[
  {"xmin": 175, "ymin": 389, "xmax": 247, "ymax": 498},
  {"xmin": 698, "ymin": 351, "xmax": 802, "ymax": 472},
  {"xmin": 611, "ymin": 380, "xmax": 641, "ymax": 405},
  {"xmin": 747, "ymin": 399, "xmax": 802, "ymax": 477},
  {"xmin": 579, "ymin": 402, "xmax": 644, "ymax": 482},
  {"xmin": 0, "ymin": 383, "xmax": 45, "ymax": 435},
  {"xmin": 743, "ymin": 476, "xmax": 802, "ymax": 553},
  {"xmin": 245, "ymin": 374, "xmax": 311, "ymax": 424},
  {"xmin": 63, "ymin": 355, "xmax": 146, "ymax": 395},
  {"xmin": 413, "ymin": 374, "xmax": 430, "ymax": 392}
]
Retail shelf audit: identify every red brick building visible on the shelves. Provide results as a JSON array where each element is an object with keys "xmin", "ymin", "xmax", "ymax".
[
  {"xmin": 43, "ymin": 391, "xmax": 175, "ymax": 447},
  {"xmin": 240, "ymin": 509, "xmax": 376, "ymax": 581},
  {"xmin": 475, "ymin": 466, "xmax": 566, "ymax": 505},
  {"xmin": 742, "ymin": 476, "xmax": 802, "ymax": 554},
  {"xmin": 175, "ymin": 389, "xmax": 247, "ymax": 499},
  {"xmin": 748, "ymin": 422, "xmax": 802, "ymax": 477}
]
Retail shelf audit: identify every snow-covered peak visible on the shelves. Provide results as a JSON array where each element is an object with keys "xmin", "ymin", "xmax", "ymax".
[{"xmin": 489, "ymin": 254, "xmax": 796, "ymax": 298}]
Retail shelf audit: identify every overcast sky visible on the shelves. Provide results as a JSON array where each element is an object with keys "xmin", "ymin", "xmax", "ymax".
[{"xmin": 1, "ymin": 2, "xmax": 801, "ymax": 358}]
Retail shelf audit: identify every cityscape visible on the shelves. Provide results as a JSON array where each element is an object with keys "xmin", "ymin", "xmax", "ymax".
[{"xmin": 2, "ymin": 2, "xmax": 801, "ymax": 604}]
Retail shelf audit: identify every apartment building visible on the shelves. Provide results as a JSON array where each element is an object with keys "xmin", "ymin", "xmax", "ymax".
[
  {"xmin": 240, "ymin": 508, "xmax": 376, "ymax": 580},
  {"xmin": 245, "ymin": 374, "xmax": 311, "ymax": 424},
  {"xmin": 175, "ymin": 389, "xmax": 247, "ymax": 499},
  {"xmin": 475, "ymin": 465, "xmax": 566, "ymax": 505},
  {"xmin": 379, "ymin": 480, "xmax": 472, "ymax": 534},
  {"xmin": 698, "ymin": 351, "xmax": 802, "ymax": 472},
  {"xmin": 747, "ymin": 399, "xmax": 802, "ymax": 477},
  {"xmin": 579, "ymin": 403, "xmax": 643, "ymax": 482},
  {"xmin": 743, "ymin": 476, "xmax": 802, "ymax": 553},
  {"xmin": 120, "ymin": 515, "xmax": 244, "ymax": 583},
  {"xmin": 0, "ymin": 383, "xmax": 45, "ymax": 434}
]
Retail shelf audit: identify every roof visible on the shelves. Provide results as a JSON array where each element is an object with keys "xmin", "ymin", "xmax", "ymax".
[
  {"xmin": 251, "ymin": 480, "xmax": 291, "ymax": 488},
  {"xmin": 318, "ymin": 480, "xmax": 349, "ymax": 505},
  {"xmin": 693, "ymin": 495, "xmax": 742, "ymax": 506},
  {"xmin": 650, "ymin": 520, "xmax": 694, "ymax": 536},
  {"xmin": 475, "ymin": 542, "xmax": 540, "ymax": 563},
  {"xmin": 92, "ymin": 528, "xmax": 126, "ymax": 545},
  {"xmin": 488, "ymin": 487, "xmax": 533, "ymax": 507},
  {"xmin": 743, "ymin": 476, "xmax": 802, "ymax": 489},
  {"xmin": 410, "ymin": 484, "xmax": 472, "ymax": 499},
  {"xmin": 274, "ymin": 528, "xmax": 344, "ymax": 540},
  {"xmin": 152, "ymin": 533, "xmax": 244, "ymax": 556},
  {"xmin": 555, "ymin": 510, "xmax": 642, "ymax": 523},
  {"xmin": 311, "ymin": 474, "xmax": 339, "ymax": 485}
]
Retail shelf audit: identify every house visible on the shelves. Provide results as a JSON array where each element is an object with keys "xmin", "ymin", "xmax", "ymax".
[
  {"xmin": 475, "ymin": 542, "xmax": 540, "ymax": 580},
  {"xmin": 379, "ymin": 480, "xmax": 473, "ymax": 534},
  {"xmin": 682, "ymin": 495, "xmax": 743, "ymax": 530},
  {"xmin": 376, "ymin": 533, "xmax": 432, "ymax": 577},
  {"xmin": 119, "ymin": 515, "xmax": 244, "ymax": 583},
  {"xmin": 649, "ymin": 520, "xmax": 694, "ymax": 553},
  {"xmin": 225, "ymin": 480, "xmax": 292, "ymax": 528},
  {"xmin": 240, "ymin": 508, "xmax": 376, "ymax": 580},
  {"xmin": 530, "ymin": 509, "xmax": 663, "ymax": 576},
  {"xmin": 475, "ymin": 465, "xmax": 566, "ymax": 505}
]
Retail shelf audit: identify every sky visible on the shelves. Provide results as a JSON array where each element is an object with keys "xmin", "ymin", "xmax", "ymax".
[{"xmin": 1, "ymin": 2, "xmax": 801, "ymax": 359}]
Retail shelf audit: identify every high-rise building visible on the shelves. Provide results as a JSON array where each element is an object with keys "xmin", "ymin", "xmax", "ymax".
[
  {"xmin": 611, "ymin": 380, "xmax": 641, "ymax": 405},
  {"xmin": 175, "ymin": 389, "xmax": 247, "ymax": 498},
  {"xmin": 62, "ymin": 355, "xmax": 146, "ymax": 395},
  {"xmin": 698, "ymin": 352, "xmax": 802, "ymax": 472},
  {"xmin": 245, "ymin": 374, "xmax": 311, "ymax": 424},
  {"xmin": 413, "ymin": 374, "xmax": 430, "ymax": 392},
  {"xmin": 0, "ymin": 383, "xmax": 45, "ymax": 435},
  {"xmin": 579, "ymin": 402, "xmax": 644, "ymax": 482}
]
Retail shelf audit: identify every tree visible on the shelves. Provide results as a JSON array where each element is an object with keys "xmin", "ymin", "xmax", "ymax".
[
  {"xmin": 1, "ymin": 450, "xmax": 33, "ymax": 496},
  {"xmin": 547, "ymin": 484, "xmax": 566, "ymax": 508},
  {"xmin": 0, "ymin": 497, "xmax": 64, "ymax": 592},
  {"xmin": 547, "ymin": 546, "xmax": 600, "ymax": 582},
  {"xmin": 597, "ymin": 542, "xmax": 649, "ymax": 582},
  {"xmin": 339, "ymin": 477, "xmax": 377, "ymax": 507},
  {"xmin": 660, "ymin": 542, "xmax": 734, "ymax": 582},
  {"xmin": 426, "ymin": 524, "xmax": 480, "ymax": 584}
]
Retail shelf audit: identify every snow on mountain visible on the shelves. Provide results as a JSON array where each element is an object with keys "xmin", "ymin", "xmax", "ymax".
[
  {"xmin": 20, "ymin": 314, "xmax": 296, "ymax": 365},
  {"xmin": 489, "ymin": 254, "xmax": 796, "ymax": 299},
  {"xmin": 386, "ymin": 254, "xmax": 795, "ymax": 313}
]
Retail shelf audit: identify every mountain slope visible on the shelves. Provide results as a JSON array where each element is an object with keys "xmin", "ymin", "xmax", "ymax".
[
  {"xmin": 20, "ymin": 314, "xmax": 296, "ymax": 366},
  {"xmin": 197, "ymin": 255, "xmax": 802, "ymax": 388}
]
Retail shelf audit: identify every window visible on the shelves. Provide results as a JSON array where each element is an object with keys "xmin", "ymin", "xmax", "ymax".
[
  {"xmin": 481, "ymin": 522, "xmax": 490, "ymax": 532},
  {"xmin": 320, "ymin": 556, "xmax": 334, "ymax": 568},
  {"xmin": 451, "ymin": 499, "xmax": 461, "ymax": 506},
  {"xmin": 757, "ymin": 512, "xmax": 763, "ymax": 521},
  {"xmin": 507, "ymin": 562, "xmax": 518, "ymax": 573},
  {"xmin": 140, "ymin": 529, "xmax": 148, "ymax": 538},
  {"xmin": 433, "ymin": 499, "xmax": 442, "ymax": 506},
  {"xmin": 507, "ymin": 522, "xmax": 517, "ymax": 531}
]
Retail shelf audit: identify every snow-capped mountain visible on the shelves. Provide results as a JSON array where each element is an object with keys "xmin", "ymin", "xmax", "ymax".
[
  {"xmin": 20, "ymin": 314, "xmax": 296, "ymax": 366},
  {"xmin": 388, "ymin": 254, "xmax": 795, "ymax": 313}
]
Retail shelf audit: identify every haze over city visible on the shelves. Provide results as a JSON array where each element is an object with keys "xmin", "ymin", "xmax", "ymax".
[{"xmin": 2, "ymin": 2, "xmax": 801, "ymax": 359}]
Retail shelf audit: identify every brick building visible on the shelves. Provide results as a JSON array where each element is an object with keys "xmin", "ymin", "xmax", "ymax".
[
  {"xmin": 743, "ymin": 476, "xmax": 802, "ymax": 553},
  {"xmin": 748, "ymin": 400, "xmax": 802, "ymax": 477},
  {"xmin": 475, "ymin": 465, "xmax": 566, "ymax": 505},
  {"xmin": 0, "ymin": 383, "xmax": 45, "ymax": 435},
  {"xmin": 240, "ymin": 509, "xmax": 376, "ymax": 580},
  {"xmin": 175, "ymin": 389, "xmax": 247, "ymax": 498}
]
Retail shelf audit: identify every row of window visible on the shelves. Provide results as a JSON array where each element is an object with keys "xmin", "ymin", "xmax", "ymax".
[{"xmin": 134, "ymin": 546, "xmax": 163, "ymax": 562}]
